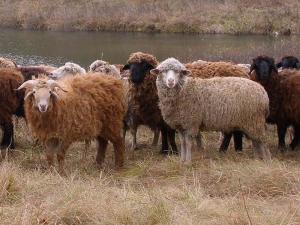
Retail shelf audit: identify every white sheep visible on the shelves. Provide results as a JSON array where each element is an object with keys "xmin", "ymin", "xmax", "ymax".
[
  {"xmin": 151, "ymin": 58, "xmax": 271, "ymax": 164},
  {"xmin": 49, "ymin": 62, "xmax": 86, "ymax": 80},
  {"xmin": 89, "ymin": 60, "xmax": 121, "ymax": 78}
]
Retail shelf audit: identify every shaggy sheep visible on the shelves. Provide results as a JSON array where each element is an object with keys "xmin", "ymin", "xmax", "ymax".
[
  {"xmin": 49, "ymin": 62, "xmax": 86, "ymax": 80},
  {"xmin": 250, "ymin": 55, "xmax": 300, "ymax": 150},
  {"xmin": 152, "ymin": 58, "xmax": 271, "ymax": 163},
  {"xmin": 0, "ymin": 68, "xmax": 24, "ymax": 154},
  {"xmin": 122, "ymin": 52, "xmax": 177, "ymax": 154},
  {"xmin": 17, "ymin": 74, "xmax": 126, "ymax": 173},
  {"xmin": 89, "ymin": 60, "xmax": 121, "ymax": 78},
  {"xmin": 0, "ymin": 57, "xmax": 17, "ymax": 69},
  {"xmin": 276, "ymin": 56, "xmax": 300, "ymax": 70},
  {"xmin": 185, "ymin": 60, "xmax": 249, "ymax": 152},
  {"xmin": 18, "ymin": 65, "xmax": 57, "ymax": 81}
]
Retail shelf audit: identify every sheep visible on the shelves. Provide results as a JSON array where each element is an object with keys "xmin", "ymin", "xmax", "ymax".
[
  {"xmin": 250, "ymin": 55, "xmax": 300, "ymax": 151},
  {"xmin": 276, "ymin": 56, "xmax": 300, "ymax": 70},
  {"xmin": 89, "ymin": 60, "xmax": 121, "ymax": 78},
  {"xmin": 0, "ymin": 57, "xmax": 17, "ymax": 69},
  {"xmin": 49, "ymin": 62, "xmax": 86, "ymax": 80},
  {"xmin": 0, "ymin": 68, "xmax": 24, "ymax": 155},
  {"xmin": 122, "ymin": 52, "xmax": 177, "ymax": 154},
  {"xmin": 185, "ymin": 60, "xmax": 249, "ymax": 152},
  {"xmin": 18, "ymin": 65, "xmax": 57, "ymax": 81},
  {"xmin": 17, "ymin": 73, "xmax": 126, "ymax": 173},
  {"xmin": 152, "ymin": 57, "xmax": 271, "ymax": 163}
]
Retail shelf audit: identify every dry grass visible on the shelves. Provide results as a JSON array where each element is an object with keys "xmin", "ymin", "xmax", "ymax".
[
  {"xmin": 0, "ymin": 120, "xmax": 300, "ymax": 224},
  {"xmin": 0, "ymin": 0, "xmax": 299, "ymax": 34}
]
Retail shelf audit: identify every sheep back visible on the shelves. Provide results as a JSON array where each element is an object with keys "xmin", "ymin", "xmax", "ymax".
[
  {"xmin": 185, "ymin": 61, "xmax": 249, "ymax": 79},
  {"xmin": 0, "ymin": 68, "xmax": 24, "ymax": 118},
  {"xmin": 157, "ymin": 76, "xmax": 269, "ymax": 138}
]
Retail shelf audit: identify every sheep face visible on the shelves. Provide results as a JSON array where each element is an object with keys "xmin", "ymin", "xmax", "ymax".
[
  {"xmin": 250, "ymin": 56, "xmax": 278, "ymax": 81},
  {"xmin": 30, "ymin": 87, "xmax": 54, "ymax": 113},
  {"xmin": 151, "ymin": 57, "xmax": 190, "ymax": 88},
  {"xmin": 17, "ymin": 80, "xmax": 66, "ymax": 113},
  {"xmin": 122, "ymin": 61, "xmax": 154, "ymax": 84}
]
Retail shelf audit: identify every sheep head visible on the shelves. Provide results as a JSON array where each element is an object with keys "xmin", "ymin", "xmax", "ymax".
[
  {"xmin": 250, "ymin": 56, "xmax": 278, "ymax": 82},
  {"xmin": 123, "ymin": 52, "xmax": 158, "ymax": 84},
  {"xmin": 49, "ymin": 62, "xmax": 86, "ymax": 80},
  {"xmin": 17, "ymin": 79, "xmax": 66, "ymax": 113},
  {"xmin": 151, "ymin": 58, "xmax": 190, "ymax": 89},
  {"xmin": 276, "ymin": 56, "xmax": 300, "ymax": 69}
]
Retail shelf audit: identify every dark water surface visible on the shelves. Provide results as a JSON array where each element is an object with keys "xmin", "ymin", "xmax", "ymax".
[{"xmin": 0, "ymin": 29, "xmax": 299, "ymax": 67}]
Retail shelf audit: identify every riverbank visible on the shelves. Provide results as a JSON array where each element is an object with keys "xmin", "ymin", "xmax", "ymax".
[{"xmin": 0, "ymin": 0, "xmax": 299, "ymax": 34}]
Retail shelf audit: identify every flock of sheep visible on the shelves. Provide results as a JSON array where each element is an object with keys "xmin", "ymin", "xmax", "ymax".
[{"xmin": 0, "ymin": 53, "xmax": 300, "ymax": 174}]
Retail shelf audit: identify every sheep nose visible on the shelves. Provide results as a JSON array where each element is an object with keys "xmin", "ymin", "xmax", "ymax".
[
  {"xmin": 39, "ymin": 104, "xmax": 47, "ymax": 112},
  {"xmin": 167, "ymin": 78, "xmax": 175, "ymax": 87}
]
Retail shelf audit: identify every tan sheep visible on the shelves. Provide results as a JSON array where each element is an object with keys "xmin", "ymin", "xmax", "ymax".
[
  {"xmin": 152, "ymin": 58, "xmax": 271, "ymax": 164},
  {"xmin": 18, "ymin": 74, "xmax": 126, "ymax": 173}
]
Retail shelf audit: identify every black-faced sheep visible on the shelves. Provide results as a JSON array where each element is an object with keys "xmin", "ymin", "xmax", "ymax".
[
  {"xmin": 185, "ymin": 60, "xmax": 249, "ymax": 152},
  {"xmin": 0, "ymin": 57, "xmax": 17, "ymax": 69},
  {"xmin": 250, "ymin": 55, "xmax": 300, "ymax": 150},
  {"xmin": 49, "ymin": 62, "xmax": 86, "ymax": 80},
  {"xmin": 122, "ymin": 52, "xmax": 177, "ymax": 154},
  {"xmin": 152, "ymin": 58, "xmax": 271, "ymax": 163},
  {"xmin": 276, "ymin": 56, "xmax": 300, "ymax": 70},
  {"xmin": 17, "ymin": 74, "xmax": 126, "ymax": 173},
  {"xmin": 0, "ymin": 68, "xmax": 24, "ymax": 154}
]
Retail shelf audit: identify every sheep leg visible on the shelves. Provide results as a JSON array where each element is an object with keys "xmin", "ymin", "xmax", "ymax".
[
  {"xmin": 130, "ymin": 127, "xmax": 137, "ymax": 150},
  {"xmin": 1, "ymin": 118, "xmax": 15, "ymax": 149},
  {"xmin": 277, "ymin": 123, "xmax": 288, "ymax": 151},
  {"xmin": 96, "ymin": 137, "xmax": 108, "ymax": 166},
  {"xmin": 233, "ymin": 131, "xmax": 243, "ymax": 152},
  {"xmin": 290, "ymin": 125, "xmax": 300, "ymax": 150},
  {"xmin": 167, "ymin": 127, "xmax": 178, "ymax": 154},
  {"xmin": 152, "ymin": 128, "xmax": 160, "ymax": 146},
  {"xmin": 45, "ymin": 150, "xmax": 55, "ymax": 171},
  {"xmin": 219, "ymin": 132, "xmax": 232, "ymax": 152},
  {"xmin": 57, "ymin": 149, "xmax": 66, "ymax": 175},
  {"xmin": 185, "ymin": 134, "xmax": 193, "ymax": 164},
  {"xmin": 160, "ymin": 123, "xmax": 169, "ymax": 154},
  {"xmin": 178, "ymin": 131, "xmax": 186, "ymax": 162},
  {"xmin": 252, "ymin": 140, "xmax": 271, "ymax": 163},
  {"xmin": 82, "ymin": 140, "xmax": 91, "ymax": 161},
  {"xmin": 195, "ymin": 132, "xmax": 203, "ymax": 151},
  {"xmin": 112, "ymin": 136, "xmax": 125, "ymax": 168}
]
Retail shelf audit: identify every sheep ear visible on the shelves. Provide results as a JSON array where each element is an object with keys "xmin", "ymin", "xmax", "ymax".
[
  {"xmin": 181, "ymin": 70, "xmax": 191, "ymax": 76},
  {"xmin": 150, "ymin": 69, "xmax": 160, "ymax": 75},
  {"xmin": 17, "ymin": 80, "xmax": 38, "ymax": 90},
  {"xmin": 122, "ymin": 64, "xmax": 130, "ymax": 71},
  {"xmin": 24, "ymin": 90, "xmax": 35, "ymax": 100},
  {"xmin": 50, "ymin": 90, "xmax": 60, "ymax": 100}
]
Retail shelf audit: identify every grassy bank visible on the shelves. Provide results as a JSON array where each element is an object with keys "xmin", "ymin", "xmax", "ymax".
[
  {"xmin": 0, "ymin": 0, "xmax": 299, "ymax": 34},
  {"xmin": 1, "ymin": 120, "xmax": 300, "ymax": 224}
]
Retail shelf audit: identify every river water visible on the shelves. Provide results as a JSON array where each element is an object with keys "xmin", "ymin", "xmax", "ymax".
[{"xmin": 0, "ymin": 29, "xmax": 299, "ymax": 68}]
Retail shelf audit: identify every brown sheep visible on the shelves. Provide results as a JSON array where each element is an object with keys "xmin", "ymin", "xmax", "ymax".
[
  {"xmin": 18, "ymin": 65, "xmax": 56, "ymax": 81},
  {"xmin": 185, "ymin": 60, "xmax": 249, "ymax": 152},
  {"xmin": 123, "ymin": 52, "xmax": 177, "ymax": 154},
  {"xmin": 18, "ymin": 74, "xmax": 126, "ymax": 173},
  {"xmin": 250, "ymin": 55, "xmax": 300, "ymax": 151},
  {"xmin": 0, "ymin": 57, "xmax": 17, "ymax": 69},
  {"xmin": 0, "ymin": 68, "xmax": 24, "ymax": 154}
]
